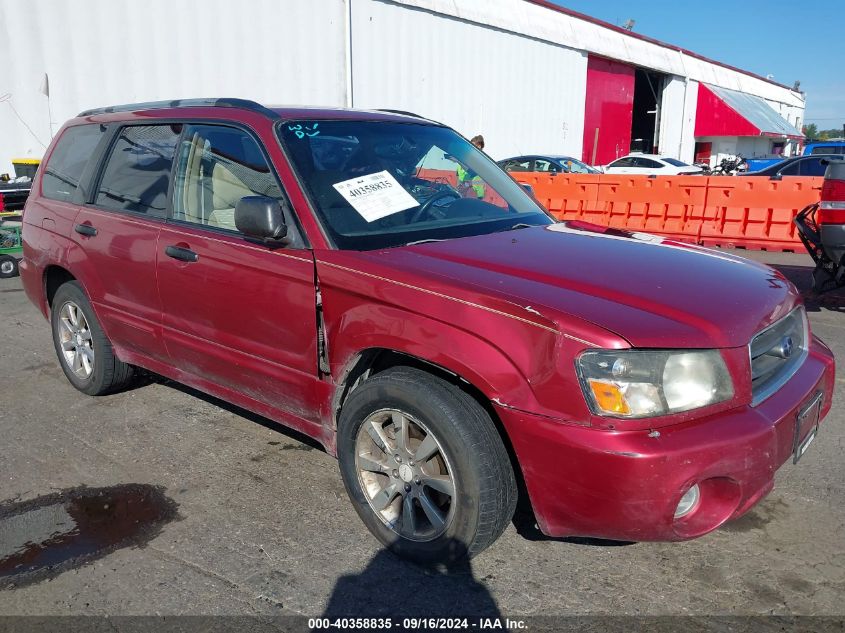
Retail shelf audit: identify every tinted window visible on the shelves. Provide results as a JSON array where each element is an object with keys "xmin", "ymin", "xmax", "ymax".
[
  {"xmin": 534, "ymin": 159, "xmax": 558, "ymax": 173},
  {"xmin": 504, "ymin": 159, "xmax": 532, "ymax": 172},
  {"xmin": 811, "ymin": 146, "xmax": 845, "ymax": 155},
  {"xmin": 609, "ymin": 158, "xmax": 635, "ymax": 168},
  {"xmin": 779, "ymin": 161, "xmax": 800, "ymax": 176},
  {"xmin": 42, "ymin": 125, "xmax": 106, "ymax": 202},
  {"xmin": 635, "ymin": 158, "xmax": 663, "ymax": 168},
  {"xmin": 95, "ymin": 125, "xmax": 181, "ymax": 215},
  {"xmin": 800, "ymin": 158, "xmax": 828, "ymax": 177},
  {"xmin": 172, "ymin": 125, "xmax": 283, "ymax": 232},
  {"xmin": 555, "ymin": 157, "xmax": 597, "ymax": 174},
  {"xmin": 662, "ymin": 158, "xmax": 689, "ymax": 167}
]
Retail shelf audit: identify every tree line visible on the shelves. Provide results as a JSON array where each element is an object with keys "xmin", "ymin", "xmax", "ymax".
[{"xmin": 802, "ymin": 123, "xmax": 844, "ymax": 140}]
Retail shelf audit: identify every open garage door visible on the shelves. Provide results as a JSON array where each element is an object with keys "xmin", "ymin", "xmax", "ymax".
[
  {"xmin": 582, "ymin": 56, "xmax": 635, "ymax": 166},
  {"xmin": 582, "ymin": 56, "xmax": 668, "ymax": 165}
]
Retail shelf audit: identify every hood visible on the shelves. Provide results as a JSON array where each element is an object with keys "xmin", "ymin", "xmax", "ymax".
[{"xmin": 354, "ymin": 222, "xmax": 800, "ymax": 349}]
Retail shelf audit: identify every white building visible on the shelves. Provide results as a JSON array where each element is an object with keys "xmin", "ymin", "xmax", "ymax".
[{"xmin": 0, "ymin": 0, "xmax": 805, "ymax": 175}]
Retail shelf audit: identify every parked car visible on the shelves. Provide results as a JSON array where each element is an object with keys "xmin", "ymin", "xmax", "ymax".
[
  {"xmin": 0, "ymin": 181, "xmax": 31, "ymax": 213},
  {"xmin": 803, "ymin": 141, "xmax": 845, "ymax": 156},
  {"xmin": 740, "ymin": 154, "xmax": 843, "ymax": 178},
  {"xmin": 795, "ymin": 159, "xmax": 845, "ymax": 291},
  {"xmin": 603, "ymin": 154, "xmax": 703, "ymax": 175},
  {"xmin": 20, "ymin": 99, "xmax": 835, "ymax": 563},
  {"xmin": 498, "ymin": 155, "xmax": 599, "ymax": 174}
]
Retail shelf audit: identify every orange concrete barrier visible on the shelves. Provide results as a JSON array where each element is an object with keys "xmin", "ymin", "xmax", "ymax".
[
  {"xmin": 509, "ymin": 172, "xmax": 822, "ymax": 251},
  {"xmin": 699, "ymin": 176, "xmax": 824, "ymax": 251},
  {"xmin": 514, "ymin": 173, "xmax": 603, "ymax": 224},
  {"xmin": 593, "ymin": 174, "xmax": 708, "ymax": 244},
  {"xmin": 417, "ymin": 169, "xmax": 821, "ymax": 251}
]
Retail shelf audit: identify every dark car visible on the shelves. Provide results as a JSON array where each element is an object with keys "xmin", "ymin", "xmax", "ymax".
[
  {"xmin": 498, "ymin": 155, "xmax": 599, "ymax": 174},
  {"xmin": 19, "ymin": 98, "xmax": 835, "ymax": 563},
  {"xmin": 741, "ymin": 154, "xmax": 843, "ymax": 178}
]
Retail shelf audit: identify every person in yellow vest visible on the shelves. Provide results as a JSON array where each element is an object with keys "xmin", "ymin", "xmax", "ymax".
[{"xmin": 457, "ymin": 135, "xmax": 486, "ymax": 199}]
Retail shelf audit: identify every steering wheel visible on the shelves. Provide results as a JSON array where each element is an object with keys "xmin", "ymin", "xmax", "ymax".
[{"xmin": 410, "ymin": 190, "xmax": 461, "ymax": 223}]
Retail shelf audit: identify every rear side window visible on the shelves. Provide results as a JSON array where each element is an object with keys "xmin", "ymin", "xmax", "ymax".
[
  {"xmin": 42, "ymin": 125, "xmax": 106, "ymax": 202},
  {"xmin": 799, "ymin": 158, "xmax": 828, "ymax": 177},
  {"xmin": 610, "ymin": 157, "xmax": 635, "ymax": 168},
  {"xmin": 635, "ymin": 158, "xmax": 663, "ymax": 168},
  {"xmin": 95, "ymin": 124, "xmax": 182, "ymax": 215},
  {"xmin": 811, "ymin": 146, "xmax": 845, "ymax": 155}
]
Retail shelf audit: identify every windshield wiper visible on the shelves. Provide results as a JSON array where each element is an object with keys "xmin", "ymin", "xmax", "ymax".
[
  {"xmin": 494, "ymin": 223, "xmax": 534, "ymax": 233},
  {"xmin": 404, "ymin": 238, "xmax": 448, "ymax": 246}
]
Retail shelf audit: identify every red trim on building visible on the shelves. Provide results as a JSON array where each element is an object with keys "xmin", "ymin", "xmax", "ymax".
[
  {"xmin": 694, "ymin": 84, "xmax": 803, "ymax": 139},
  {"xmin": 694, "ymin": 84, "xmax": 760, "ymax": 137},
  {"xmin": 524, "ymin": 0, "xmax": 798, "ymax": 93}
]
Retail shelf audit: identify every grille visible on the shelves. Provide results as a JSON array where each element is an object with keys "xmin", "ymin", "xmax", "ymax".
[{"xmin": 749, "ymin": 307, "xmax": 808, "ymax": 405}]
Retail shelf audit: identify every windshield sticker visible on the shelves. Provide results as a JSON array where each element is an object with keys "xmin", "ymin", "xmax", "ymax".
[
  {"xmin": 332, "ymin": 170, "xmax": 419, "ymax": 222},
  {"xmin": 287, "ymin": 123, "xmax": 320, "ymax": 139}
]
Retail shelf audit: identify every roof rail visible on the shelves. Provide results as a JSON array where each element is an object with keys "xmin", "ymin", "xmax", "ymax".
[
  {"xmin": 375, "ymin": 109, "xmax": 425, "ymax": 119},
  {"xmin": 77, "ymin": 98, "xmax": 280, "ymax": 119}
]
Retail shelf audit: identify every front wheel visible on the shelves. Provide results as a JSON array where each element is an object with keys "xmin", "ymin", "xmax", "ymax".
[{"xmin": 337, "ymin": 367, "xmax": 517, "ymax": 564}]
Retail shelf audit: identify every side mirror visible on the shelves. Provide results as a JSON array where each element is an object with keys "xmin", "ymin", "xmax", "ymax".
[
  {"xmin": 235, "ymin": 196, "xmax": 288, "ymax": 245},
  {"xmin": 520, "ymin": 183, "xmax": 535, "ymax": 195},
  {"xmin": 770, "ymin": 173, "xmax": 783, "ymax": 181}
]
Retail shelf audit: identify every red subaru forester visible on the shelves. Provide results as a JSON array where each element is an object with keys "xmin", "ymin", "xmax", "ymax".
[{"xmin": 20, "ymin": 99, "xmax": 835, "ymax": 563}]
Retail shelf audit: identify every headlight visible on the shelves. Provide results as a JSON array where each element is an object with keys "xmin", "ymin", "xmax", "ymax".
[{"xmin": 577, "ymin": 350, "xmax": 734, "ymax": 418}]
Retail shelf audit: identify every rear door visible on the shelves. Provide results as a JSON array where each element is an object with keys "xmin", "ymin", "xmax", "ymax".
[
  {"xmin": 72, "ymin": 123, "xmax": 182, "ymax": 363},
  {"xmin": 156, "ymin": 123, "xmax": 321, "ymax": 424}
]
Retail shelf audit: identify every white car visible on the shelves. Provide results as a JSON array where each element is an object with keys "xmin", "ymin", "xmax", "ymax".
[{"xmin": 603, "ymin": 154, "xmax": 703, "ymax": 175}]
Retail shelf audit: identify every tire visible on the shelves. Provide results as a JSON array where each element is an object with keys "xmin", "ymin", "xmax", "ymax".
[
  {"xmin": 337, "ymin": 366, "xmax": 517, "ymax": 564},
  {"xmin": 0, "ymin": 255, "xmax": 18, "ymax": 278},
  {"xmin": 50, "ymin": 281, "xmax": 134, "ymax": 395}
]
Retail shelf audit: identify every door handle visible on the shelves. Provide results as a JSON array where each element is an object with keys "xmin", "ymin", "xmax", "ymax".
[
  {"xmin": 74, "ymin": 223, "xmax": 98, "ymax": 237},
  {"xmin": 165, "ymin": 245, "xmax": 199, "ymax": 263}
]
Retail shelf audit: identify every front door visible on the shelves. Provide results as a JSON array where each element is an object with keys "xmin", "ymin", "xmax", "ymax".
[{"xmin": 156, "ymin": 123, "xmax": 321, "ymax": 425}]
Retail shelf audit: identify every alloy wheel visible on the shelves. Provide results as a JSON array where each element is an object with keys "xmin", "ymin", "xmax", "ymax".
[
  {"xmin": 355, "ymin": 408, "xmax": 456, "ymax": 542},
  {"xmin": 58, "ymin": 301, "xmax": 95, "ymax": 379}
]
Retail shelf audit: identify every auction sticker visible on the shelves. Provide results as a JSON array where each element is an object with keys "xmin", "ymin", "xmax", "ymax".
[{"xmin": 332, "ymin": 170, "xmax": 419, "ymax": 222}]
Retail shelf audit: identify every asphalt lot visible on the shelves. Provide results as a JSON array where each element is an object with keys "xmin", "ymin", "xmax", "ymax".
[{"xmin": 0, "ymin": 249, "xmax": 843, "ymax": 620}]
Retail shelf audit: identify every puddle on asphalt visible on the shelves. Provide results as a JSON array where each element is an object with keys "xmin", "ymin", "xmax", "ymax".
[{"xmin": 0, "ymin": 484, "xmax": 179, "ymax": 589}]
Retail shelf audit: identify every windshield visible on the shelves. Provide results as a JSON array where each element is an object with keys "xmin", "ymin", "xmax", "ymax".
[
  {"xmin": 662, "ymin": 158, "xmax": 690, "ymax": 167},
  {"xmin": 278, "ymin": 121, "xmax": 552, "ymax": 250}
]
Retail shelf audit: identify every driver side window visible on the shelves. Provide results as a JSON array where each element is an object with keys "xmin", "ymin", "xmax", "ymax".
[{"xmin": 172, "ymin": 124, "xmax": 283, "ymax": 233}]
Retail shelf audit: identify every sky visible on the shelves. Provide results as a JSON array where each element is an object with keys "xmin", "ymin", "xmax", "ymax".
[{"xmin": 552, "ymin": 0, "xmax": 845, "ymax": 129}]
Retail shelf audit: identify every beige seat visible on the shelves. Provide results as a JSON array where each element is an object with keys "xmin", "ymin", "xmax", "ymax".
[
  {"xmin": 208, "ymin": 163, "xmax": 253, "ymax": 231},
  {"xmin": 177, "ymin": 132, "xmax": 262, "ymax": 232}
]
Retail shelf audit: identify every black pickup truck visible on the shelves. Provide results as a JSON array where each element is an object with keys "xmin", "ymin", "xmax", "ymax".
[{"xmin": 0, "ymin": 182, "xmax": 30, "ymax": 213}]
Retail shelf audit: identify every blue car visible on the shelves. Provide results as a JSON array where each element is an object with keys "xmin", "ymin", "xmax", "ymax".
[
  {"xmin": 740, "ymin": 154, "xmax": 843, "ymax": 178},
  {"xmin": 803, "ymin": 141, "xmax": 845, "ymax": 156}
]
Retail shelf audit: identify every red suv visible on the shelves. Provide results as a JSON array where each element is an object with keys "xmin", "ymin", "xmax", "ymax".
[{"xmin": 21, "ymin": 99, "xmax": 835, "ymax": 563}]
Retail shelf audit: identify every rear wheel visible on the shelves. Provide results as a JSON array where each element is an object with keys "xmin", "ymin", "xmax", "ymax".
[
  {"xmin": 337, "ymin": 367, "xmax": 517, "ymax": 564},
  {"xmin": 51, "ymin": 281, "xmax": 134, "ymax": 395},
  {"xmin": 0, "ymin": 255, "xmax": 18, "ymax": 278}
]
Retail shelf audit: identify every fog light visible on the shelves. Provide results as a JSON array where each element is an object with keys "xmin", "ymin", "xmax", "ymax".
[{"xmin": 674, "ymin": 484, "xmax": 700, "ymax": 519}]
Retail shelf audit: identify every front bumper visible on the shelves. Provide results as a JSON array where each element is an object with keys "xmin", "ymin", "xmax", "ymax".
[{"xmin": 498, "ymin": 335, "xmax": 835, "ymax": 541}]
